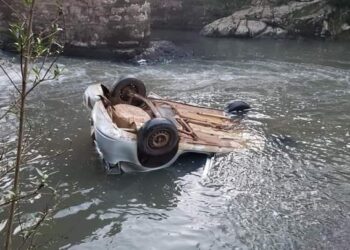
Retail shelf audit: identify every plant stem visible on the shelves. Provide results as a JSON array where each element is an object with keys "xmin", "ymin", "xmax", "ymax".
[{"xmin": 4, "ymin": 1, "xmax": 36, "ymax": 249}]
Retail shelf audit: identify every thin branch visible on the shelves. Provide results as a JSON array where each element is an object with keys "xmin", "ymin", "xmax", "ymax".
[
  {"xmin": 20, "ymin": 205, "xmax": 50, "ymax": 250},
  {"xmin": 20, "ymin": 47, "xmax": 24, "ymax": 81},
  {"xmin": 0, "ymin": 64, "xmax": 22, "ymax": 95},
  {"xmin": 41, "ymin": 28, "xmax": 62, "ymax": 42},
  {"xmin": 0, "ymin": 185, "xmax": 44, "ymax": 207},
  {"xmin": 0, "ymin": 146, "xmax": 5, "ymax": 161},
  {"xmin": 17, "ymin": 203, "xmax": 25, "ymax": 245},
  {"xmin": 25, "ymin": 56, "xmax": 59, "ymax": 97},
  {"xmin": 38, "ymin": 53, "xmax": 49, "ymax": 79},
  {"xmin": 8, "ymin": 64, "xmax": 24, "ymax": 81},
  {"xmin": 36, "ymin": 37, "xmax": 56, "ymax": 79},
  {"xmin": 0, "ymin": 97, "xmax": 21, "ymax": 120},
  {"xmin": 28, "ymin": 207, "xmax": 48, "ymax": 236},
  {"xmin": 21, "ymin": 114, "xmax": 34, "ymax": 157},
  {"xmin": 25, "ymin": 149, "xmax": 67, "ymax": 165},
  {"xmin": 0, "ymin": 145, "xmax": 67, "ymax": 179},
  {"xmin": 0, "ymin": 166, "xmax": 15, "ymax": 179}
]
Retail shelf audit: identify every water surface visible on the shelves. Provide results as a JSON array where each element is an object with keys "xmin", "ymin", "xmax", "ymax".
[{"xmin": 0, "ymin": 31, "xmax": 350, "ymax": 249}]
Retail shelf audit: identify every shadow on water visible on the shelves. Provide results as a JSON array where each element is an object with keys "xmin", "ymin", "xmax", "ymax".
[
  {"xmin": 152, "ymin": 30, "xmax": 350, "ymax": 69},
  {"xmin": 40, "ymin": 152, "xmax": 208, "ymax": 248}
]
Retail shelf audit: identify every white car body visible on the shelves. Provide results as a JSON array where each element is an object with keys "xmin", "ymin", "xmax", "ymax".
[{"xmin": 84, "ymin": 84, "xmax": 258, "ymax": 174}]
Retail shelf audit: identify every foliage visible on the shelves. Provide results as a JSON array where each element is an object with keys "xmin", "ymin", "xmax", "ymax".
[{"xmin": 0, "ymin": 0, "xmax": 64, "ymax": 249}]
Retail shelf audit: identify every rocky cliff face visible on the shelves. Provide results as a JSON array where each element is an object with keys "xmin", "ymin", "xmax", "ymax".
[
  {"xmin": 0, "ymin": 0, "xmax": 151, "ymax": 59},
  {"xmin": 149, "ymin": 0, "xmax": 349, "ymax": 40},
  {"xmin": 200, "ymin": 0, "xmax": 350, "ymax": 39}
]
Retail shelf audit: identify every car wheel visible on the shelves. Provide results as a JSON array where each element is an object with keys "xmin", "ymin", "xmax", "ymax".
[
  {"xmin": 225, "ymin": 100, "xmax": 251, "ymax": 114},
  {"xmin": 138, "ymin": 118, "xmax": 179, "ymax": 157},
  {"xmin": 110, "ymin": 76, "xmax": 146, "ymax": 106}
]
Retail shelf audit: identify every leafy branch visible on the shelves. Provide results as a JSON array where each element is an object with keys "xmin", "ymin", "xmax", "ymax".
[{"xmin": 0, "ymin": 0, "xmax": 65, "ymax": 249}]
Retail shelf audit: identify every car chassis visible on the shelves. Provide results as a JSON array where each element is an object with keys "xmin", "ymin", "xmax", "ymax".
[{"xmin": 84, "ymin": 77, "xmax": 253, "ymax": 174}]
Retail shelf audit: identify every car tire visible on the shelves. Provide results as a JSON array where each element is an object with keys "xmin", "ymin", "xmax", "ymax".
[
  {"xmin": 225, "ymin": 100, "xmax": 251, "ymax": 114},
  {"xmin": 110, "ymin": 76, "xmax": 146, "ymax": 106},
  {"xmin": 138, "ymin": 118, "xmax": 179, "ymax": 157}
]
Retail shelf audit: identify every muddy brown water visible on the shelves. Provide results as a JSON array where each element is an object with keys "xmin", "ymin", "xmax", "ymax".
[{"xmin": 0, "ymin": 31, "xmax": 350, "ymax": 249}]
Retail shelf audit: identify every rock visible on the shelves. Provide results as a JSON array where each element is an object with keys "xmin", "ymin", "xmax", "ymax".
[
  {"xmin": 247, "ymin": 20, "xmax": 268, "ymax": 37},
  {"xmin": 337, "ymin": 22, "xmax": 350, "ymax": 39},
  {"xmin": 200, "ymin": 0, "xmax": 349, "ymax": 40},
  {"xmin": 200, "ymin": 16, "xmax": 240, "ymax": 37},
  {"xmin": 132, "ymin": 40, "xmax": 191, "ymax": 65},
  {"xmin": 341, "ymin": 23, "xmax": 350, "ymax": 31},
  {"xmin": 113, "ymin": 49, "xmax": 140, "ymax": 60},
  {"xmin": 276, "ymin": 27, "xmax": 288, "ymax": 38},
  {"xmin": 201, "ymin": 16, "xmax": 268, "ymax": 38},
  {"xmin": 258, "ymin": 26, "xmax": 288, "ymax": 38},
  {"xmin": 235, "ymin": 20, "xmax": 250, "ymax": 37}
]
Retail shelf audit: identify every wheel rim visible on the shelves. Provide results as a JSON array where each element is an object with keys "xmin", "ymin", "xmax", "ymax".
[{"xmin": 148, "ymin": 130, "xmax": 171, "ymax": 149}]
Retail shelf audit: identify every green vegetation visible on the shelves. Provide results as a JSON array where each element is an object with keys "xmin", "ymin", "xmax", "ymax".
[{"xmin": 0, "ymin": 0, "xmax": 64, "ymax": 249}]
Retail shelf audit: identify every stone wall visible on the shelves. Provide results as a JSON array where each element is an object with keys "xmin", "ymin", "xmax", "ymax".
[
  {"xmin": 0, "ymin": 0, "xmax": 151, "ymax": 58},
  {"xmin": 148, "ymin": 0, "xmax": 243, "ymax": 30}
]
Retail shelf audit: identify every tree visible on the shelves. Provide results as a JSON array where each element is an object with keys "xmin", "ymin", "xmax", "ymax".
[{"xmin": 0, "ymin": 0, "xmax": 64, "ymax": 249}]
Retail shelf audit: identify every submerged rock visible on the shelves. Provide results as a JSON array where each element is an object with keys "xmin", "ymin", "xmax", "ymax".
[
  {"xmin": 201, "ymin": 0, "xmax": 350, "ymax": 40},
  {"xmin": 132, "ymin": 40, "xmax": 191, "ymax": 65}
]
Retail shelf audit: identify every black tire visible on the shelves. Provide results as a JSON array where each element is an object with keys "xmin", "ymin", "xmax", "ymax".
[
  {"xmin": 225, "ymin": 100, "xmax": 251, "ymax": 114},
  {"xmin": 110, "ymin": 77, "xmax": 146, "ymax": 106},
  {"xmin": 138, "ymin": 118, "xmax": 179, "ymax": 157}
]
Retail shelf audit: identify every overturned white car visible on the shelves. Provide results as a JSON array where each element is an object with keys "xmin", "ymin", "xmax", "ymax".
[{"xmin": 84, "ymin": 77, "xmax": 253, "ymax": 174}]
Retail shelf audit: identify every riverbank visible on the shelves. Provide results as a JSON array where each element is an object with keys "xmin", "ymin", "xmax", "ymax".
[
  {"xmin": 1, "ymin": 0, "xmax": 349, "ymax": 63},
  {"xmin": 150, "ymin": 0, "xmax": 350, "ymax": 40},
  {"xmin": 201, "ymin": 0, "xmax": 350, "ymax": 40}
]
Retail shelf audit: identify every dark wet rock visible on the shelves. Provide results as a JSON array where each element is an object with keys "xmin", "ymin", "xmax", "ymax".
[
  {"xmin": 132, "ymin": 40, "xmax": 191, "ymax": 65},
  {"xmin": 201, "ymin": 0, "xmax": 350, "ymax": 40}
]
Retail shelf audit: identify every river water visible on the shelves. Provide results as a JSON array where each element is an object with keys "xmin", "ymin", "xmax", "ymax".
[{"xmin": 1, "ymin": 31, "xmax": 350, "ymax": 249}]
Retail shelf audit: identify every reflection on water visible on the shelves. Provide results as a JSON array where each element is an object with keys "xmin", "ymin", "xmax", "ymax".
[{"xmin": 0, "ymin": 31, "xmax": 350, "ymax": 249}]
